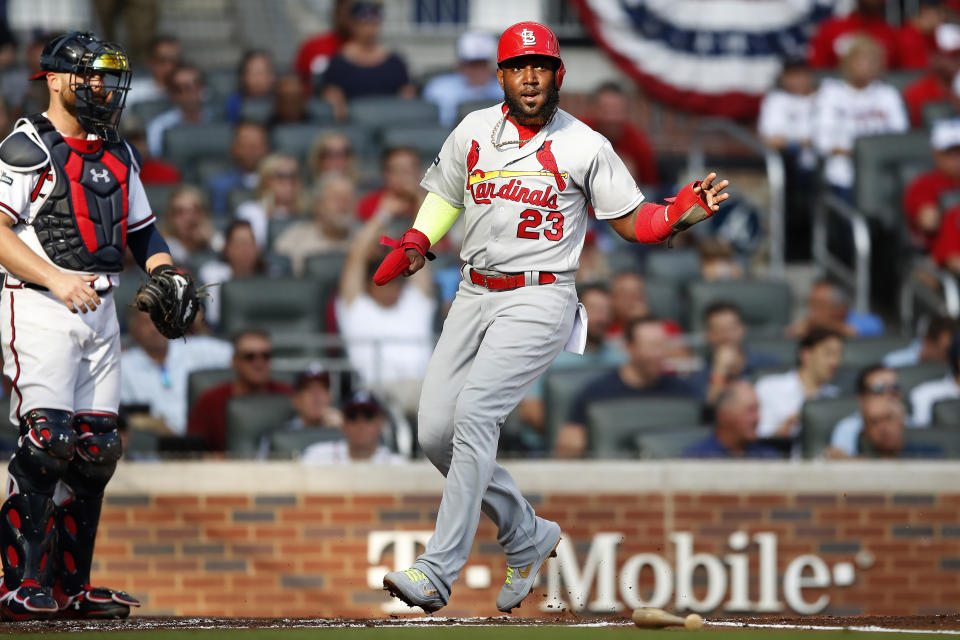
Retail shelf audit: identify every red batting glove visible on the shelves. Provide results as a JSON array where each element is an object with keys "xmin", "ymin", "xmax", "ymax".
[
  {"xmin": 373, "ymin": 228, "xmax": 434, "ymax": 286},
  {"xmin": 634, "ymin": 181, "xmax": 714, "ymax": 245}
]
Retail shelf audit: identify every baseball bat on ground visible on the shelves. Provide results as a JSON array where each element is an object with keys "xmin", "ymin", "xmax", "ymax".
[{"xmin": 631, "ymin": 607, "xmax": 704, "ymax": 629}]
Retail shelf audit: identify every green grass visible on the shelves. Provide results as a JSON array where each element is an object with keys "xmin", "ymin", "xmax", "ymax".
[{"xmin": 11, "ymin": 628, "xmax": 948, "ymax": 640}]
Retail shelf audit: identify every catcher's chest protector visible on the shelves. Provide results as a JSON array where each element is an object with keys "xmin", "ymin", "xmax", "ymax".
[{"xmin": 27, "ymin": 114, "xmax": 130, "ymax": 273}]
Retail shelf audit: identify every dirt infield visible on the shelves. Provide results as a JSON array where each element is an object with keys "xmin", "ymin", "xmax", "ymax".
[
  {"xmin": 0, "ymin": 614, "xmax": 957, "ymax": 634},
  {"xmin": 725, "ymin": 614, "xmax": 960, "ymax": 631}
]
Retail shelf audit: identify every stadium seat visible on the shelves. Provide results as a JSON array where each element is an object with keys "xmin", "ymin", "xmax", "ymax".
[
  {"xmin": 225, "ymin": 394, "xmax": 295, "ymax": 457},
  {"xmin": 305, "ymin": 98, "xmax": 336, "ymax": 124},
  {"xmin": 268, "ymin": 427, "xmax": 343, "ymax": 459},
  {"xmin": 348, "ymin": 97, "xmax": 439, "ymax": 129},
  {"xmin": 163, "ymin": 122, "xmax": 234, "ymax": 170},
  {"xmin": 381, "ymin": 126, "xmax": 450, "ymax": 165},
  {"xmin": 645, "ymin": 280, "xmax": 683, "ymax": 327},
  {"xmin": 129, "ymin": 98, "xmax": 172, "ymax": 125},
  {"xmin": 543, "ymin": 365, "xmax": 615, "ymax": 449},
  {"xmin": 645, "ymin": 249, "xmax": 701, "ymax": 284},
  {"xmin": 932, "ymin": 398, "xmax": 960, "ymax": 428},
  {"xmin": 800, "ymin": 396, "xmax": 860, "ymax": 459},
  {"xmin": 205, "ymin": 69, "xmax": 237, "ymax": 100},
  {"xmin": 687, "ymin": 280, "xmax": 792, "ymax": 333},
  {"xmin": 854, "ymin": 132, "xmax": 932, "ymax": 229},
  {"xmin": 923, "ymin": 101, "xmax": 955, "ymax": 129},
  {"xmin": 143, "ymin": 184, "xmax": 178, "ymax": 215},
  {"xmin": 126, "ymin": 428, "xmax": 160, "ymax": 458},
  {"xmin": 896, "ymin": 362, "xmax": 950, "ymax": 398},
  {"xmin": 903, "ymin": 429, "xmax": 960, "ymax": 456},
  {"xmin": 272, "ymin": 123, "xmax": 373, "ymax": 163},
  {"xmin": 239, "ymin": 97, "xmax": 273, "ymax": 124},
  {"xmin": 267, "ymin": 218, "xmax": 298, "ymax": 247},
  {"xmin": 0, "ymin": 395, "xmax": 15, "ymax": 452},
  {"xmin": 745, "ymin": 336, "xmax": 795, "ymax": 366},
  {"xmin": 187, "ymin": 368, "xmax": 234, "ymax": 416},
  {"xmin": 456, "ymin": 99, "xmax": 501, "ymax": 123},
  {"xmin": 843, "ymin": 336, "xmax": 914, "ymax": 369},
  {"xmin": 586, "ymin": 397, "xmax": 701, "ymax": 458},
  {"xmin": 219, "ymin": 277, "xmax": 324, "ymax": 336},
  {"xmin": 303, "ymin": 250, "xmax": 349, "ymax": 295},
  {"xmin": 633, "ymin": 427, "xmax": 707, "ymax": 459}
]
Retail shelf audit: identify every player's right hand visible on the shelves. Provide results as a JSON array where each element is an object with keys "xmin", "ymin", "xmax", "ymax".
[
  {"xmin": 47, "ymin": 272, "xmax": 101, "ymax": 314},
  {"xmin": 404, "ymin": 249, "xmax": 425, "ymax": 276}
]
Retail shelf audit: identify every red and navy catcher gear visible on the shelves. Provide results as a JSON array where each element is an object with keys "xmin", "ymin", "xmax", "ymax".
[{"xmin": 497, "ymin": 22, "xmax": 565, "ymax": 88}]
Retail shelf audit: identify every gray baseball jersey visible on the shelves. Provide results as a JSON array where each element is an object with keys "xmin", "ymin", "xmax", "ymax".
[{"xmin": 421, "ymin": 104, "xmax": 644, "ymax": 274}]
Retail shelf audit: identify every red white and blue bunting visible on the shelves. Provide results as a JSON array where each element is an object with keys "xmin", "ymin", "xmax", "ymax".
[{"xmin": 573, "ymin": 0, "xmax": 835, "ymax": 119}]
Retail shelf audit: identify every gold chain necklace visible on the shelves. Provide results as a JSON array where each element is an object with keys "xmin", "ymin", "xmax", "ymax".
[{"xmin": 489, "ymin": 108, "xmax": 557, "ymax": 150}]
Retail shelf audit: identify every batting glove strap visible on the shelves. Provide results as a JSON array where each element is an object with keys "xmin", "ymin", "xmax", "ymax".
[{"xmin": 373, "ymin": 228, "xmax": 435, "ymax": 287}]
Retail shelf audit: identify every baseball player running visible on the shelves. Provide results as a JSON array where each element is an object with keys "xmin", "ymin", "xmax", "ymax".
[
  {"xmin": 378, "ymin": 22, "xmax": 729, "ymax": 614},
  {"xmin": 0, "ymin": 32, "xmax": 199, "ymax": 620}
]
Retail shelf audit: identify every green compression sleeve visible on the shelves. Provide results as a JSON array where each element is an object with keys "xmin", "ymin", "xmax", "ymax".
[{"xmin": 413, "ymin": 192, "xmax": 464, "ymax": 246}]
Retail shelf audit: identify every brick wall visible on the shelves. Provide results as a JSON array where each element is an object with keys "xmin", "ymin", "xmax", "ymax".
[{"xmin": 93, "ymin": 462, "xmax": 960, "ymax": 618}]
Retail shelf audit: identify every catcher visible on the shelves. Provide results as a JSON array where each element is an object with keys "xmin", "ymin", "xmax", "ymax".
[{"xmin": 0, "ymin": 32, "xmax": 198, "ymax": 620}]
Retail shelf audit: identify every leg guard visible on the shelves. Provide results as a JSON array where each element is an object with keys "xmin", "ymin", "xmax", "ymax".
[
  {"xmin": 0, "ymin": 409, "xmax": 75, "ymax": 591},
  {"xmin": 54, "ymin": 413, "xmax": 122, "ymax": 598}
]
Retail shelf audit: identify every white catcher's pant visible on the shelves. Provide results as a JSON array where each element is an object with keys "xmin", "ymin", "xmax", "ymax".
[
  {"xmin": 413, "ymin": 276, "xmax": 578, "ymax": 601},
  {"xmin": 0, "ymin": 282, "xmax": 121, "ymax": 426}
]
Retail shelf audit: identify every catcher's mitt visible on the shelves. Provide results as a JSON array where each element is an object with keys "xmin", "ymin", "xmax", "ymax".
[{"xmin": 134, "ymin": 264, "xmax": 201, "ymax": 339}]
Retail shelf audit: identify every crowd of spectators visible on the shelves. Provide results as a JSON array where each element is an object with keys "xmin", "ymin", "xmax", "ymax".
[{"xmin": 0, "ymin": 0, "xmax": 958, "ymax": 464}]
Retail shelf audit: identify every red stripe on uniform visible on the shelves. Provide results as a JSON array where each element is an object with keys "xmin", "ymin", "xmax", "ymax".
[
  {"xmin": 30, "ymin": 167, "xmax": 50, "ymax": 202},
  {"xmin": 0, "ymin": 202, "xmax": 18, "ymax": 222},
  {"xmin": 100, "ymin": 151, "xmax": 129, "ymax": 247},
  {"xmin": 126, "ymin": 215, "xmax": 154, "ymax": 232},
  {"xmin": 64, "ymin": 153, "xmax": 98, "ymax": 253},
  {"xmin": 8, "ymin": 292, "xmax": 21, "ymax": 421}
]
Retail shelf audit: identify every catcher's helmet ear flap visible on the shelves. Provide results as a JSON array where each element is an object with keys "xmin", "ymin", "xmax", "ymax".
[
  {"xmin": 33, "ymin": 31, "xmax": 131, "ymax": 143},
  {"xmin": 497, "ymin": 21, "xmax": 564, "ymax": 88}
]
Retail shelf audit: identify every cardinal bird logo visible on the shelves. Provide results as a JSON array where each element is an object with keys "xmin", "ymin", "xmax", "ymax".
[
  {"xmin": 466, "ymin": 139, "xmax": 482, "ymax": 180},
  {"xmin": 536, "ymin": 140, "xmax": 566, "ymax": 191}
]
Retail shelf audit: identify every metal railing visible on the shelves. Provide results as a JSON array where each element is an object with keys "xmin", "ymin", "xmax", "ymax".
[
  {"xmin": 899, "ymin": 266, "xmax": 960, "ymax": 334},
  {"xmin": 812, "ymin": 193, "xmax": 872, "ymax": 314},
  {"xmin": 685, "ymin": 119, "xmax": 786, "ymax": 279}
]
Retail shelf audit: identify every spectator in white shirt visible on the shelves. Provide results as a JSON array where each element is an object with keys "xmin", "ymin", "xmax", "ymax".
[
  {"xmin": 300, "ymin": 391, "xmax": 406, "ymax": 464},
  {"xmin": 120, "ymin": 309, "xmax": 233, "ymax": 435},
  {"xmin": 258, "ymin": 363, "xmax": 344, "ymax": 459},
  {"xmin": 422, "ymin": 31, "xmax": 501, "ymax": 128},
  {"xmin": 756, "ymin": 328, "xmax": 844, "ymax": 439},
  {"xmin": 234, "ymin": 153, "xmax": 306, "ymax": 249},
  {"xmin": 126, "ymin": 35, "xmax": 179, "ymax": 106},
  {"xmin": 910, "ymin": 331, "xmax": 960, "ymax": 425},
  {"xmin": 146, "ymin": 63, "xmax": 213, "ymax": 157},
  {"xmin": 759, "ymin": 59, "xmax": 818, "ymax": 160},
  {"xmin": 335, "ymin": 213, "xmax": 435, "ymax": 416},
  {"xmin": 813, "ymin": 35, "xmax": 909, "ymax": 191}
]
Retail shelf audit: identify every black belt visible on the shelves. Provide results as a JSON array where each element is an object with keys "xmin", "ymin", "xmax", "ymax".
[{"xmin": 23, "ymin": 283, "xmax": 48, "ymax": 292}]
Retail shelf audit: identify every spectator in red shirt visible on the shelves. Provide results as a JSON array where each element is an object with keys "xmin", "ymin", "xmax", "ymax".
[
  {"xmin": 355, "ymin": 146, "xmax": 423, "ymax": 221},
  {"xmin": 187, "ymin": 330, "xmax": 292, "ymax": 452},
  {"xmin": 903, "ymin": 23, "xmax": 960, "ymax": 126},
  {"xmin": 904, "ymin": 118, "xmax": 960, "ymax": 249},
  {"xmin": 581, "ymin": 82, "xmax": 658, "ymax": 187},
  {"xmin": 294, "ymin": 0, "xmax": 351, "ymax": 92},
  {"xmin": 808, "ymin": 0, "xmax": 902, "ymax": 69},
  {"xmin": 896, "ymin": 0, "xmax": 947, "ymax": 71}
]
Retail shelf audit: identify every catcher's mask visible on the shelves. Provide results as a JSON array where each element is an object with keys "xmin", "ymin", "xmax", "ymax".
[{"xmin": 32, "ymin": 31, "xmax": 131, "ymax": 143}]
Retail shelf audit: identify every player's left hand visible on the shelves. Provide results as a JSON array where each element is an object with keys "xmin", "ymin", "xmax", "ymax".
[{"xmin": 694, "ymin": 172, "xmax": 730, "ymax": 212}]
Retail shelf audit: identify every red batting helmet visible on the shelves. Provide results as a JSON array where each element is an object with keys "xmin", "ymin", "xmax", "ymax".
[{"xmin": 497, "ymin": 21, "xmax": 565, "ymax": 88}]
